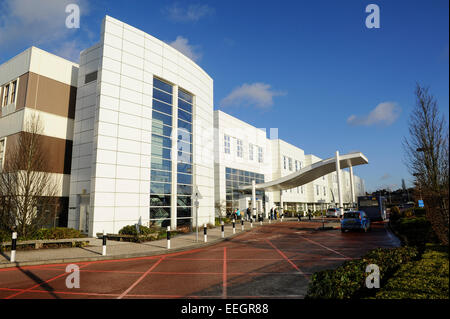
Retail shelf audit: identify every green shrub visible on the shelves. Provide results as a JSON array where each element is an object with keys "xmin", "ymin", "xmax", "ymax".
[
  {"xmin": 0, "ymin": 230, "xmax": 11, "ymax": 242},
  {"xmin": 396, "ymin": 217, "xmax": 438, "ymax": 246},
  {"xmin": 31, "ymin": 228, "xmax": 84, "ymax": 240},
  {"xmin": 414, "ymin": 207, "xmax": 426, "ymax": 217},
  {"xmin": 373, "ymin": 246, "xmax": 449, "ymax": 299},
  {"xmin": 306, "ymin": 246, "xmax": 419, "ymax": 299},
  {"xmin": 118, "ymin": 224, "xmax": 156, "ymax": 236},
  {"xmin": 215, "ymin": 217, "xmax": 232, "ymax": 225},
  {"xmin": 390, "ymin": 206, "xmax": 401, "ymax": 222}
]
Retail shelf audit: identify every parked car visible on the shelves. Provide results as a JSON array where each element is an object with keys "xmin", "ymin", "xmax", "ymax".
[
  {"xmin": 326, "ymin": 208, "xmax": 341, "ymax": 218},
  {"xmin": 340, "ymin": 211, "xmax": 371, "ymax": 233}
]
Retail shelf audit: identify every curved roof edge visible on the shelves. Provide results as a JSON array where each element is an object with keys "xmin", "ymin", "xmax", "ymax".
[
  {"xmin": 240, "ymin": 152, "xmax": 369, "ymax": 192},
  {"xmin": 103, "ymin": 15, "xmax": 213, "ymax": 82}
]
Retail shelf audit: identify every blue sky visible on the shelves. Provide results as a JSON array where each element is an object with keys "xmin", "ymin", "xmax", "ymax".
[{"xmin": 0, "ymin": 0, "xmax": 448, "ymax": 192}]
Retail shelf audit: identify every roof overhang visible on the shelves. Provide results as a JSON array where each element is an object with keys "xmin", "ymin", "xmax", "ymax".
[{"xmin": 239, "ymin": 152, "xmax": 368, "ymax": 192}]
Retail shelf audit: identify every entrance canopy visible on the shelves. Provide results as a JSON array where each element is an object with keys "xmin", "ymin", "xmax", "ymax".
[{"xmin": 239, "ymin": 151, "xmax": 368, "ymax": 192}]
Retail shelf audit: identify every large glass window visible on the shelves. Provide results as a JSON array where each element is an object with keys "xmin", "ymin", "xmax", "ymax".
[
  {"xmin": 177, "ymin": 88, "xmax": 194, "ymax": 226},
  {"xmin": 150, "ymin": 77, "xmax": 173, "ymax": 226},
  {"xmin": 248, "ymin": 143, "xmax": 254, "ymax": 161},
  {"xmin": 225, "ymin": 167, "xmax": 265, "ymax": 215},
  {"xmin": 288, "ymin": 157, "xmax": 293, "ymax": 171}
]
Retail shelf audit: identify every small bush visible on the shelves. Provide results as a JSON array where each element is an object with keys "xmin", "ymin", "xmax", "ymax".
[
  {"xmin": 31, "ymin": 228, "xmax": 84, "ymax": 240},
  {"xmin": 390, "ymin": 206, "xmax": 401, "ymax": 222},
  {"xmin": 0, "ymin": 230, "xmax": 11, "ymax": 243},
  {"xmin": 396, "ymin": 217, "xmax": 438, "ymax": 246},
  {"xmin": 118, "ymin": 225, "xmax": 156, "ymax": 236},
  {"xmin": 306, "ymin": 246, "xmax": 419, "ymax": 299}
]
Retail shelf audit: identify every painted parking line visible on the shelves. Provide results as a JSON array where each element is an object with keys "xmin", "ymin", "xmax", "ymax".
[
  {"xmin": 299, "ymin": 236, "xmax": 349, "ymax": 258},
  {"xmin": 5, "ymin": 263, "xmax": 90, "ymax": 299},
  {"xmin": 117, "ymin": 257, "xmax": 165, "ymax": 299},
  {"xmin": 265, "ymin": 239, "xmax": 306, "ymax": 275}
]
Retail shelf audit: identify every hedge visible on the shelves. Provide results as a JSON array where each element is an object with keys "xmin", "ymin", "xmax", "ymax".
[
  {"xmin": 373, "ymin": 245, "xmax": 449, "ymax": 299},
  {"xmin": 306, "ymin": 246, "xmax": 419, "ymax": 299},
  {"xmin": 0, "ymin": 228, "xmax": 84, "ymax": 242},
  {"xmin": 118, "ymin": 224, "xmax": 157, "ymax": 236},
  {"xmin": 394, "ymin": 217, "xmax": 438, "ymax": 247}
]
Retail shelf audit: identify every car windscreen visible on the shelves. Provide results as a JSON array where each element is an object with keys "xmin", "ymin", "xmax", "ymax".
[{"xmin": 344, "ymin": 212, "xmax": 360, "ymax": 219}]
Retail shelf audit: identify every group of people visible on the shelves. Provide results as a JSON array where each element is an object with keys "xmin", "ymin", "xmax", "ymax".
[
  {"xmin": 230, "ymin": 207, "xmax": 253, "ymax": 221},
  {"xmin": 229, "ymin": 206, "xmax": 316, "ymax": 222}
]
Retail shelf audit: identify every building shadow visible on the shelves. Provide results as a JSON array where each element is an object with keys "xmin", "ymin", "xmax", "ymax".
[{"xmin": 16, "ymin": 266, "xmax": 61, "ymax": 299}]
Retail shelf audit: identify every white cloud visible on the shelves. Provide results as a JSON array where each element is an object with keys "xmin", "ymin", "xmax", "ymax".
[
  {"xmin": 0, "ymin": 0, "xmax": 89, "ymax": 61},
  {"xmin": 347, "ymin": 102, "xmax": 401, "ymax": 126},
  {"xmin": 380, "ymin": 173, "xmax": 391, "ymax": 180},
  {"xmin": 164, "ymin": 3, "xmax": 215, "ymax": 22},
  {"xmin": 168, "ymin": 36, "xmax": 202, "ymax": 62},
  {"xmin": 220, "ymin": 83, "xmax": 286, "ymax": 109},
  {"xmin": 53, "ymin": 40, "xmax": 84, "ymax": 63}
]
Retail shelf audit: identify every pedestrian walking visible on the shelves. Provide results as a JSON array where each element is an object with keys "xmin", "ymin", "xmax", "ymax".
[
  {"xmin": 246, "ymin": 207, "xmax": 251, "ymax": 221},
  {"xmin": 308, "ymin": 209, "xmax": 312, "ymax": 221},
  {"xmin": 236, "ymin": 208, "xmax": 241, "ymax": 220}
]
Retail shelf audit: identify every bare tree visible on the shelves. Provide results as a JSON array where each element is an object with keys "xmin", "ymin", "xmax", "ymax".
[
  {"xmin": 402, "ymin": 84, "xmax": 449, "ymax": 245},
  {"xmin": 0, "ymin": 114, "xmax": 58, "ymax": 237},
  {"xmin": 215, "ymin": 200, "xmax": 227, "ymax": 221}
]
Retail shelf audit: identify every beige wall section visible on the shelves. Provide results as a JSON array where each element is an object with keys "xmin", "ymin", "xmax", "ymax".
[
  {"xmin": 25, "ymin": 72, "xmax": 77, "ymax": 119},
  {"xmin": 0, "ymin": 108, "xmax": 74, "ymax": 141}
]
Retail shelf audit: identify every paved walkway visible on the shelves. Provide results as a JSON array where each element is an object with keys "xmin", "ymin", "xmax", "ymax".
[{"xmin": 0, "ymin": 218, "xmax": 324, "ymax": 268}]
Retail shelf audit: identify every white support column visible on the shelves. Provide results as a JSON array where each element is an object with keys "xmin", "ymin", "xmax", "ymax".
[
  {"xmin": 335, "ymin": 151, "xmax": 344, "ymax": 213},
  {"xmin": 252, "ymin": 180, "xmax": 257, "ymax": 219},
  {"xmin": 349, "ymin": 165, "xmax": 355, "ymax": 207}
]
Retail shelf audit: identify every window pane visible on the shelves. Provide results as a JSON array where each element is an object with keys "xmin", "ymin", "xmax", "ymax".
[
  {"xmin": 177, "ymin": 163, "xmax": 192, "ymax": 174},
  {"xmin": 152, "ymin": 110, "xmax": 172, "ymax": 126},
  {"xmin": 178, "ymin": 89, "xmax": 193, "ymax": 103},
  {"xmin": 177, "ymin": 152, "xmax": 192, "ymax": 164},
  {"xmin": 150, "ymin": 182, "xmax": 171, "ymax": 194},
  {"xmin": 153, "ymin": 78, "xmax": 172, "ymax": 94},
  {"xmin": 152, "ymin": 134, "xmax": 172, "ymax": 148},
  {"xmin": 151, "ymin": 157, "xmax": 172, "ymax": 171},
  {"xmin": 150, "ymin": 207, "xmax": 170, "ymax": 219},
  {"xmin": 177, "ymin": 207, "xmax": 192, "ymax": 218},
  {"xmin": 151, "ymin": 170, "xmax": 172, "ymax": 183},
  {"xmin": 151, "ymin": 146, "xmax": 171, "ymax": 159},
  {"xmin": 153, "ymin": 88, "xmax": 172, "ymax": 105},
  {"xmin": 177, "ymin": 196, "xmax": 192, "ymax": 207},
  {"xmin": 85, "ymin": 71, "xmax": 97, "ymax": 84},
  {"xmin": 150, "ymin": 195, "xmax": 171, "ymax": 206},
  {"xmin": 178, "ymin": 109, "xmax": 192, "ymax": 123},
  {"xmin": 178, "ymin": 119, "xmax": 192, "ymax": 132},
  {"xmin": 152, "ymin": 99, "xmax": 172, "ymax": 115},
  {"xmin": 178, "ymin": 99, "xmax": 192, "ymax": 113},
  {"xmin": 177, "ymin": 184, "xmax": 192, "ymax": 195},
  {"xmin": 177, "ymin": 140, "xmax": 192, "ymax": 154},
  {"xmin": 177, "ymin": 173, "xmax": 192, "ymax": 185},
  {"xmin": 177, "ymin": 129, "xmax": 192, "ymax": 143},
  {"xmin": 152, "ymin": 122, "xmax": 172, "ymax": 137}
]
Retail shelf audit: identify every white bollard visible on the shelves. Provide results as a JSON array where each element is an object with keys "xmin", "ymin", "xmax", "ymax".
[
  {"xmin": 241, "ymin": 219, "xmax": 244, "ymax": 231},
  {"xmin": 204, "ymin": 224, "xmax": 207, "ymax": 242},
  {"xmin": 232, "ymin": 219, "xmax": 236, "ymax": 234},
  {"xmin": 221, "ymin": 221, "xmax": 224, "ymax": 238},
  {"xmin": 102, "ymin": 230, "xmax": 107, "ymax": 256},
  {"xmin": 250, "ymin": 218, "xmax": 253, "ymax": 228},
  {"xmin": 10, "ymin": 232, "xmax": 17, "ymax": 263},
  {"xmin": 167, "ymin": 226, "xmax": 171, "ymax": 249}
]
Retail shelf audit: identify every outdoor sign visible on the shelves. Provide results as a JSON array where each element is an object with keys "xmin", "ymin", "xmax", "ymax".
[{"xmin": 418, "ymin": 200, "xmax": 424, "ymax": 208}]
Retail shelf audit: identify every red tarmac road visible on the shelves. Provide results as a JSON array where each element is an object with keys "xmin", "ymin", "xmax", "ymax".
[{"xmin": 0, "ymin": 221, "xmax": 399, "ymax": 299}]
